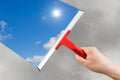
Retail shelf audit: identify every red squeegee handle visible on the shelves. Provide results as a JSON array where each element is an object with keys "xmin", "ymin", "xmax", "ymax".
[
  {"xmin": 68, "ymin": 40, "xmax": 87, "ymax": 59},
  {"xmin": 56, "ymin": 30, "xmax": 87, "ymax": 59},
  {"xmin": 62, "ymin": 36, "xmax": 87, "ymax": 59},
  {"xmin": 76, "ymin": 48, "xmax": 87, "ymax": 59}
]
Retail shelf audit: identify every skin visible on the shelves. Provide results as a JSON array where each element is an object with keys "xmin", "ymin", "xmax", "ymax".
[{"xmin": 76, "ymin": 47, "xmax": 120, "ymax": 80}]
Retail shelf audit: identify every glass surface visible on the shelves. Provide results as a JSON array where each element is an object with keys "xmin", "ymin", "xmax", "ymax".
[{"xmin": 0, "ymin": 0, "xmax": 79, "ymax": 66}]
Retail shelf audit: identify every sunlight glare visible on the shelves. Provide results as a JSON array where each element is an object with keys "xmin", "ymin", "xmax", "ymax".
[{"xmin": 52, "ymin": 9, "xmax": 61, "ymax": 18}]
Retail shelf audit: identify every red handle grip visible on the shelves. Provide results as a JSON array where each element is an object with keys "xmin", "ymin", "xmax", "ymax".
[
  {"xmin": 63, "ymin": 37, "xmax": 87, "ymax": 59},
  {"xmin": 56, "ymin": 30, "xmax": 87, "ymax": 59},
  {"xmin": 72, "ymin": 44, "xmax": 87, "ymax": 59}
]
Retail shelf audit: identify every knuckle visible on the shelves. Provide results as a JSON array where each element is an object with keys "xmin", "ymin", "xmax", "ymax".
[{"xmin": 87, "ymin": 47, "xmax": 96, "ymax": 54}]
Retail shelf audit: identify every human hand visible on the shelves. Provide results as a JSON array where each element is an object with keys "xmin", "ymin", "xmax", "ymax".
[{"xmin": 76, "ymin": 47, "xmax": 119, "ymax": 75}]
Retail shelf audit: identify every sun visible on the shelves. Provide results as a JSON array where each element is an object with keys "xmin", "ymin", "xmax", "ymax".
[{"xmin": 52, "ymin": 9, "xmax": 61, "ymax": 18}]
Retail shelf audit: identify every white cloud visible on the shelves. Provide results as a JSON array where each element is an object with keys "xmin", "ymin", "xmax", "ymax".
[
  {"xmin": 0, "ymin": 20, "xmax": 7, "ymax": 32},
  {"xmin": 0, "ymin": 34, "xmax": 12, "ymax": 41},
  {"xmin": 0, "ymin": 20, "xmax": 12, "ymax": 41},
  {"xmin": 35, "ymin": 41, "xmax": 41, "ymax": 45},
  {"xmin": 43, "ymin": 30, "xmax": 64, "ymax": 50},
  {"xmin": 26, "ymin": 55, "xmax": 44, "ymax": 63},
  {"xmin": 43, "ymin": 37, "xmax": 56, "ymax": 50}
]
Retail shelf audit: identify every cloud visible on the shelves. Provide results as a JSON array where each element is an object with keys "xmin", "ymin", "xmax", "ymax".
[
  {"xmin": 0, "ymin": 20, "xmax": 7, "ymax": 32},
  {"xmin": 0, "ymin": 20, "xmax": 12, "ymax": 41},
  {"xmin": 43, "ymin": 37, "xmax": 56, "ymax": 50},
  {"xmin": 35, "ymin": 41, "xmax": 41, "ymax": 45},
  {"xmin": 26, "ymin": 55, "xmax": 44, "ymax": 63},
  {"xmin": 43, "ymin": 30, "xmax": 64, "ymax": 50},
  {"xmin": 0, "ymin": 34, "xmax": 12, "ymax": 41}
]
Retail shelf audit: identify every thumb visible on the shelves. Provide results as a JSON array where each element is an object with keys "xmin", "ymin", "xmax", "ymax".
[{"xmin": 75, "ymin": 54, "xmax": 86, "ymax": 65}]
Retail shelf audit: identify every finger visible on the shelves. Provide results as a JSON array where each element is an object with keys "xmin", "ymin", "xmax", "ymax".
[
  {"xmin": 75, "ymin": 54, "xmax": 86, "ymax": 65},
  {"xmin": 81, "ymin": 47, "xmax": 89, "ymax": 55}
]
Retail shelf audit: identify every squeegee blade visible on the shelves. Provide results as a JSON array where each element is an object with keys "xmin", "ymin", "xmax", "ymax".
[
  {"xmin": 38, "ymin": 47, "xmax": 56, "ymax": 70},
  {"xmin": 38, "ymin": 10, "xmax": 84, "ymax": 71}
]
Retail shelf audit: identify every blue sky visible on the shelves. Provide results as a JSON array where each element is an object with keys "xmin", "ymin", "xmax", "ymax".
[{"xmin": 0, "ymin": 0, "xmax": 79, "ymax": 66}]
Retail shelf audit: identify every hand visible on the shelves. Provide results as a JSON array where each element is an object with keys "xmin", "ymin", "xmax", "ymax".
[{"xmin": 76, "ymin": 47, "xmax": 120, "ymax": 80}]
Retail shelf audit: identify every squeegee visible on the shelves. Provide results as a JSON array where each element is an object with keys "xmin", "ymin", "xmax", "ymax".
[{"xmin": 38, "ymin": 10, "xmax": 87, "ymax": 70}]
